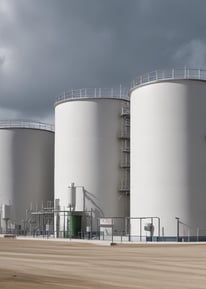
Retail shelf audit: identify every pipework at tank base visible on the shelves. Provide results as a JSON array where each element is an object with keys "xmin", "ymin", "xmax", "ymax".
[{"xmin": 5, "ymin": 202, "xmax": 206, "ymax": 243}]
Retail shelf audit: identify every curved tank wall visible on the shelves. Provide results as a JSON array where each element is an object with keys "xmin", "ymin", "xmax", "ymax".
[
  {"xmin": 130, "ymin": 77, "xmax": 206, "ymax": 239},
  {"xmin": 0, "ymin": 121, "xmax": 54, "ymax": 230},
  {"xmin": 55, "ymin": 90, "xmax": 130, "ymax": 234}
]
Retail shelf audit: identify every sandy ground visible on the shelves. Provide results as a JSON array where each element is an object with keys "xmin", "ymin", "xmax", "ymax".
[{"xmin": 0, "ymin": 239, "xmax": 206, "ymax": 289}]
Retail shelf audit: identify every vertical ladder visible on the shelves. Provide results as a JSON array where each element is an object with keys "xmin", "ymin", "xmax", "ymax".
[{"xmin": 119, "ymin": 101, "xmax": 130, "ymax": 194}]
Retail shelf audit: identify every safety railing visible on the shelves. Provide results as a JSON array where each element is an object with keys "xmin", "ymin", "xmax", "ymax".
[
  {"xmin": 131, "ymin": 68, "xmax": 206, "ymax": 89},
  {"xmin": 55, "ymin": 87, "xmax": 129, "ymax": 104},
  {"xmin": 0, "ymin": 120, "xmax": 54, "ymax": 132}
]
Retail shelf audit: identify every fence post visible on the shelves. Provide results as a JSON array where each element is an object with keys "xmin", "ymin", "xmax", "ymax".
[
  {"xmin": 158, "ymin": 217, "xmax": 160, "ymax": 241},
  {"xmin": 90, "ymin": 208, "xmax": 92, "ymax": 240},
  {"xmin": 140, "ymin": 218, "xmax": 142, "ymax": 242},
  {"xmin": 112, "ymin": 218, "xmax": 114, "ymax": 243},
  {"xmin": 197, "ymin": 227, "xmax": 199, "ymax": 242},
  {"xmin": 175, "ymin": 217, "xmax": 180, "ymax": 242}
]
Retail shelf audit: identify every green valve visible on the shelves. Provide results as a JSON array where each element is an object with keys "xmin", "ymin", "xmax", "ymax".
[{"xmin": 67, "ymin": 215, "xmax": 82, "ymax": 238}]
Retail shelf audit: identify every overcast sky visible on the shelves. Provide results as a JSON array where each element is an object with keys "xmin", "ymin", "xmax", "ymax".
[{"xmin": 0, "ymin": 0, "xmax": 206, "ymax": 122}]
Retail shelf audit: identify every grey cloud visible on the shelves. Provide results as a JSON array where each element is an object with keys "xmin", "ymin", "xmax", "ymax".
[
  {"xmin": 173, "ymin": 40, "xmax": 206, "ymax": 68},
  {"xmin": 0, "ymin": 55, "xmax": 5, "ymax": 66},
  {"xmin": 0, "ymin": 0, "xmax": 206, "ymax": 121}
]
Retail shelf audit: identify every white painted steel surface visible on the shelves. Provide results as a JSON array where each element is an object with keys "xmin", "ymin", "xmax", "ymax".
[
  {"xmin": 130, "ymin": 79, "xmax": 206, "ymax": 238},
  {"xmin": 55, "ymin": 97, "xmax": 129, "ymax": 232},
  {"xmin": 0, "ymin": 126, "xmax": 54, "ymax": 227}
]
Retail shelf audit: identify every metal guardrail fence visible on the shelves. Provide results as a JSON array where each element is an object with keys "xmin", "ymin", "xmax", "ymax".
[
  {"xmin": 3, "ymin": 216, "xmax": 206, "ymax": 242},
  {"xmin": 55, "ymin": 87, "xmax": 129, "ymax": 104},
  {"xmin": 131, "ymin": 68, "xmax": 206, "ymax": 89},
  {"xmin": 0, "ymin": 120, "xmax": 54, "ymax": 132}
]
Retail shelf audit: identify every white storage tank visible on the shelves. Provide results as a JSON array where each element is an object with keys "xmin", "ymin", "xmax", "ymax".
[
  {"xmin": 55, "ymin": 88, "xmax": 130, "ymax": 235},
  {"xmin": 130, "ymin": 68, "xmax": 206, "ymax": 240},
  {"xmin": 0, "ymin": 120, "xmax": 54, "ymax": 231}
]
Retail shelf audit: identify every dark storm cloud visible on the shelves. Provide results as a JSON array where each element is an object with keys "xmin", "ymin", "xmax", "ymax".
[{"xmin": 0, "ymin": 0, "xmax": 206, "ymax": 121}]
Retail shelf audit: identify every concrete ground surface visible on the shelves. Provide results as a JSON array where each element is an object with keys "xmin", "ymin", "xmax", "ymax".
[{"xmin": 0, "ymin": 239, "xmax": 205, "ymax": 289}]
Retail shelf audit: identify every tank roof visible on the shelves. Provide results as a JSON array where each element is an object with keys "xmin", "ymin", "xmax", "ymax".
[
  {"xmin": 130, "ymin": 68, "xmax": 206, "ymax": 91},
  {"xmin": 55, "ymin": 87, "xmax": 129, "ymax": 106},
  {"xmin": 0, "ymin": 120, "xmax": 54, "ymax": 132}
]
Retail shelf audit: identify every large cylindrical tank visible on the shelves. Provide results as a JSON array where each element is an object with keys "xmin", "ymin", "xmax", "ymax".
[
  {"xmin": 130, "ymin": 68, "xmax": 206, "ymax": 239},
  {"xmin": 55, "ymin": 88, "xmax": 130, "ymax": 234},
  {"xmin": 0, "ymin": 120, "xmax": 54, "ymax": 230}
]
